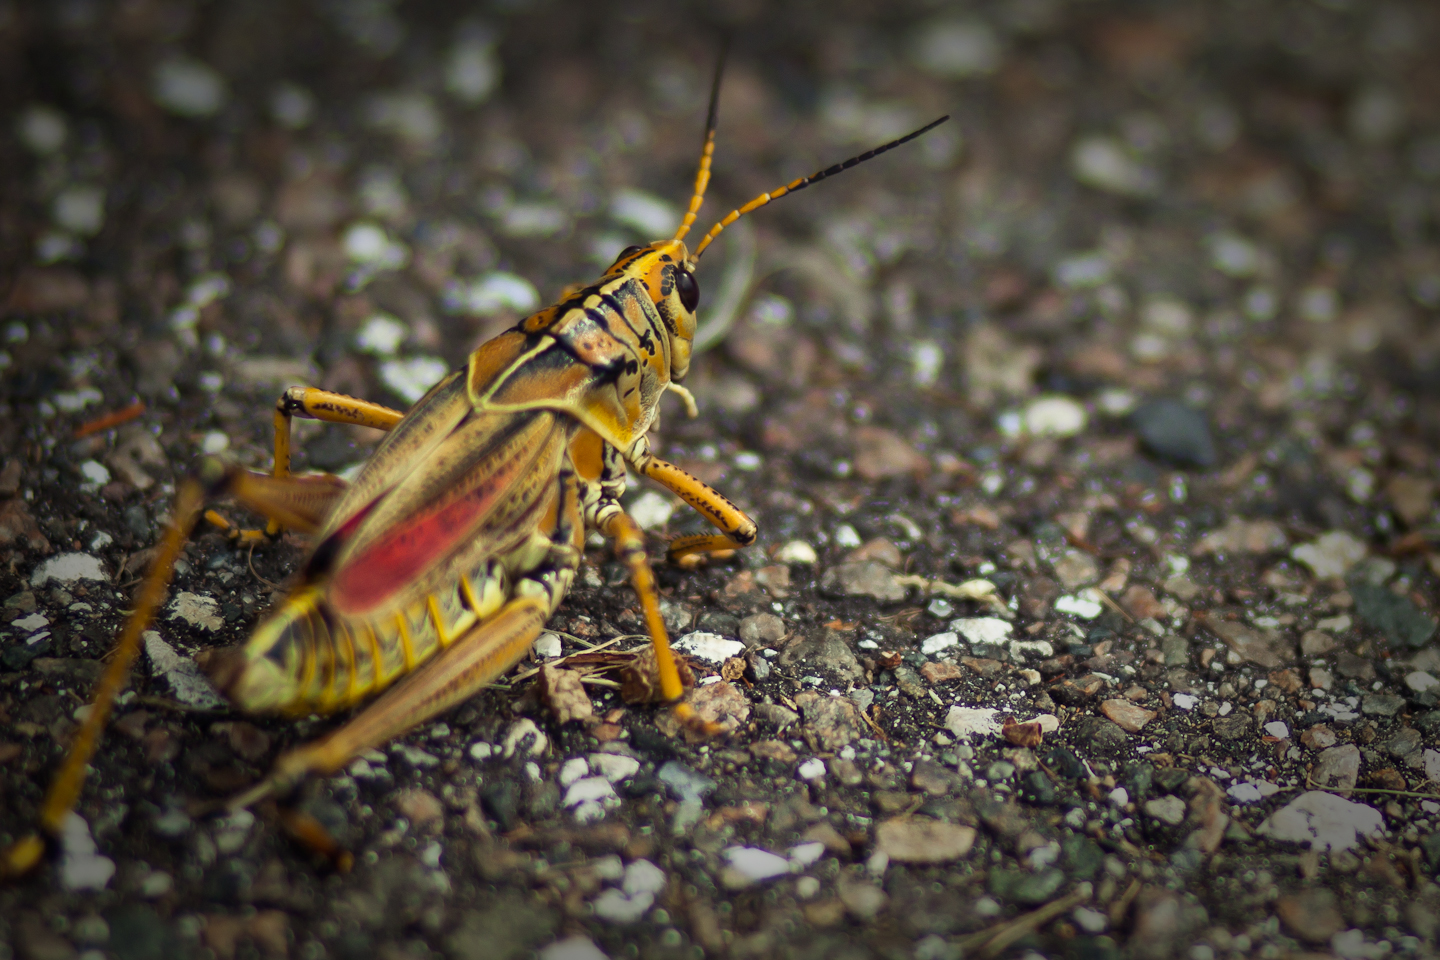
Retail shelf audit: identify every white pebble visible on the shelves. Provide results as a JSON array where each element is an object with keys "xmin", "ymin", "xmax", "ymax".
[
  {"xmin": 200, "ymin": 431, "xmax": 229, "ymax": 454},
  {"xmin": 1226, "ymin": 780, "xmax": 1281, "ymax": 805},
  {"xmin": 468, "ymin": 741, "xmax": 494, "ymax": 762},
  {"xmin": 674, "ymin": 631, "xmax": 745, "ymax": 664},
  {"xmin": 610, "ymin": 188, "xmax": 679, "ymax": 237},
  {"xmin": 628, "ymin": 490, "xmax": 675, "ymax": 531},
  {"xmin": 1291, "ymin": 531, "xmax": 1368, "ymax": 580},
  {"xmin": 1406, "ymin": 671, "xmax": 1439, "ymax": 693},
  {"xmin": 721, "ymin": 846, "xmax": 792, "ymax": 887},
  {"xmin": 379, "ymin": 356, "xmax": 448, "ymax": 404},
  {"xmin": 950, "ymin": 617, "xmax": 1013, "ymax": 646},
  {"xmin": 787, "ymin": 842, "xmax": 825, "ymax": 867},
  {"xmin": 1108, "ymin": 787, "xmax": 1129, "ymax": 807},
  {"xmin": 270, "ymin": 83, "xmax": 315, "ymax": 129},
  {"xmin": 1172, "ymin": 694, "xmax": 1198, "ymax": 711},
  {"xmin": 502, "ymin": 718, "xmax": 549, "ymax": 759},
  {"xmin": 442, "ymin": 272, "xmax": 541, "ymax": 316},
  {"xmin": 910, "ymin": 340, "xmax": 944, "ymax": 388},
  {"xmin": 18, "ymin": 105, "xmax": 67, "ymax": 154},
  {"xmin": 1140, "ymin": 297, "xmax": 1193, "ymax": 337},
  {"xmin": 31, "ymin": 552, "xmax": 108, "ymax": 586},
  {"xmin": 1257, "ymin": 791, "xmax": 1385, "ymax": 852},
  {"xmin": 52, "ymin": 185, "xmax": 106, "ymax": 236},
  {"xmin": 152, "ymin": 58, "xmax": 228, "ymax": 118},
  {"xmin": 564, "ymin": 776, "xmax": 617, "ymax": 809},
  {"xmin": 533, "ymin": 633, "xmax": 563, "ymax": 659},
  {"xmin": 365, "ymin": 91, "xmax": 442, "ymax": 146},
  {"xmin": 1023, "ymin": 396, "xmax": 1087, "ymax": 438},
  {"xmin": 59, "ymin": 813, "xmax": 115, "ymax": 891},
  {"xmin": 1205, "ymin": 232, "xmax": 1261, "ymax": 278},
  {"xmin": 1071, "ymin": 136, "xmax": 1157, "ymax": 197},
  {"xmin": 355, "ymin": 314, "xmax": 408, "ymax": 355},
  {"xmin": 78, "ymin": 460, "xmax": 110, "ymax": 488},
  {"xmin": 558, "ymin": 758, "xmax": 590, "ymax": 788},
  {"xmin": 943, "ymin": 705, "xmax": 1001, "ymax": 740},
  {"xmin": 1054, "ymin": 592, "xmax": 1104, "ymax": 620},
  {"xmin": 834, "ymin": 524, "xmax": 862, "ymax": 548},
  {"xmin": 144, "ymin": 631, "xmax": 226, "ymax": 709},
  {"xmin": 796, "ymin": 758, "xmax": 826, "ymax": 781},
  {"xmin": 910, "ymin": 19, "xmax": 1002, "ymax": 78},
  {"xmin": 623, "ymin": 858, "xmax": 666, "ymax": 896},
  {"xmin": 391, "ymin": 744, "xmax": 439, "ymax": 768},
  {"xmin": 588, "ymin": 753, "xmax": 641, "ymax": 784},
  {"xmin": 921, "ymin": 631, "xmax": 958, "ymax": 655},
  {"xmin": 1263, "ymin": 721, "xmax": 1290, "ymax": 739},
  {"xmin": 445, "ymin": 32, "xmax": 500, "ymax": 106},
  {"xmin": 1054, "ymin": 251, "xmax": 1112, "ymax": 289},
  {"xmin": 539, "ymin": 936, "xmax": 610, "ymax": 960},
  {"xmin": 777, "ymin": 540, "xmax": 817, "ymax": 565},
  {"xmin": 592, "ymin": 888, "xmax": 653, "ymax": 924},
  {"xmin": 343, "ymin": 222, "xmax": 392, "ymax": 263},
  {"xmin": 1073, "ymin": 907, "xmax": 1108, "ymax": 934}
]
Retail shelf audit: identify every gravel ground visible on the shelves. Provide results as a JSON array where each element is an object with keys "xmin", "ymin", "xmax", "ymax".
[{"xmin": 3, "ymin": 2, "xmax": 1440, "ymax": 959}]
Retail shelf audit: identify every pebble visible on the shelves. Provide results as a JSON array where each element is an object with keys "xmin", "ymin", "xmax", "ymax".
[
  {"xmin": 564, "ymin": 777, "xmax": 619, "ymax": 823},
  {"xmin": 443, "ymin": 272, "xmax": 541, "ymax": 316},
  {"xmin": 1023, "ymin": 395, "xmax": 1087, "ymax": 438},
  {"xmin": 152, "ymin": 57, "xmax": 228, "ymax": 117},
  {"xmin": 539, "ymin": 936, "xmax": 610, "ymax": 960},
  {"xmin": 1192, "ymin": 516, "xmax": 1287, "ymax": 555},
  {"xmin": 1407, "ymin": 671, "xmax": 1439, "ymax": 693},
  {"xmin": 391, "ymin": 744, "xmax": 439, "ymax": 767},
  {"xmin": 379, "ymin": 357, "xmax": 448, "ymax": 404},
  {"xmin": 1350, "ymin": 582, "xmax": 1437, "ymax": 648},
  {"xmin": 1100, "ymin": 699, "xmax": 1157, "ymax": 733},
  {"xmin": 1070, "ymin": 136, "xmax": 1157, "ymax": 196},
  {"xmin": 169, "ymin": 592, "xmax": 224, "ymax": 632},
  {"xmin": 921, "ymin": 631, "xmax": 958, "ymax": 655},
  {"xmin": 820, "ymin": 561, "xmax": 905, "ymax": 603},
  {"xmin": 1275, "ymin": 888, "xmax": 1344, "ymax": 944},
  {"xmin": 776, "ymin": 540, "xmax": 817, "ymax": 565},
  {"xmin": 1143, "ymin": 796, "xmax": 1187, "ymax": 826},
  {"xmin": 875, "ymin": 819, "xmax": 976, "ymax": 863},
  {"xmin": 1291, "ymin": 531, "xmax": 1368, "ymax": 580},
  {"xmin": 53, "ymin": 185, "xmax": 106, "ymax": 236},
  {"xmin": 739, "ymin": 613, "xmax": 786, "ymax": 647},
  {"xmin": 1131, "ymin": 399, "xmax": 1216, "ymax": 468},
  {"xmin": 951, "ymin": 617, "xmax": 1012, "ymax": 646},
  {"xmin": 837, "ymin": 876, "xmax": 889, "ymax": 921},
  {"xmin": 365, "ymin": 91, "xmax": 442, "ymax": 146},
  {"xmin": 1054, "ymin": 593, "xmax": 1104, "ymax": 620},
  {"xmin": 910, "ymin": 17, "xmax": 1002, "ymax": 77},
  {"xmin": 31, "ymin": 552, "xmax": 107, "ymax": 586},
  {"xmin": 355, "ymin": 313, "xmax": 408, "ymax": 355},
  {"xmin": 1205, "ymin": 232, "xmax": 1262, "ymax": 278},
  {"xmin": 270, "ymin": 82, "xmax": 315, "ymax": 128},
  {"xmin": 1301, "ymin": 630, "xmax": 1338, "ymax": 655},
  {"xmin": 944, "ymin": 705, "xmax": 1001, "ymax": 740},
  {"xmin": 559, "ymin": 757, "xmax": 590, "ymax": 787},
  {"xmin": 445, "ymin": 31, "xmax": 500, "ymax": 106},
  {"xmin": 627, "ymin": 490, "xmax": 675, "ymax": 530},
  {"xmin": 592, "ymin": 887, "xmax": 653, "ymax": 924},
  {"xmin": 1257, "ymin": 791, "xmax": 1385, "ymax": 852},
  {"xmin": 59, "ymin": 813, "xmax": 115, "ymax": 891},
  {"xmin": 1054, "ymin": 251, "xmax": 1113, "ymax": 289},
  {"xmin": 533, "ymin": 633, "xmax": 562, "ymax": 658},
  {"xmin": 674, "ymin": 631, "xmax": 744, "ymax": 663},
  {"xmin": 143, "ymin": 632, "xmax": 226, "ymax": 709},
  {"xmin": 1074, "ymin": 907, "xmax": 1108, "ymax": 934},
  {"xmin": 1226, "ymin": 780, "xmax": 1281, "ymax": 805},
  {"xmin": 588, "ymin": 753, "xmax": 640, "ymax": 784},
  {"xmin": 502, "ymin": 718, "xmax": 549, "ymax": 759},
  {"xmin": 1360, "ymin": 693, "xmax": 1406, "ymax": 717},
  {"xmin": 657, "ymin": 760, "xmax": 714, "ymax": 805},
  {"xmin": 797, "ymin": 758, "xmax": 826, "ymax": 780},
  {"xmin": 18, "ymin": 104, "xmax": 67, "ymax": 154},
  {"xmin": 624, "ymin": 859, "xmax": 665, "ymax": 896},
  {"xmin": 721, "ymin": 846, "xmax": 792, "ymax": 888}
]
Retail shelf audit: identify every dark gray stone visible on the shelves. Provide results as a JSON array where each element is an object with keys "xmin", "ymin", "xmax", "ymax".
[{"xmin": 1132, "ymin": 399, "xmax": 1216, "ymax": 468}]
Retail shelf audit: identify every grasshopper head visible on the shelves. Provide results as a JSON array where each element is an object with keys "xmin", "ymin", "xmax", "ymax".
[{"xmin": 605, "ymin": 239, "xmax": 700, "ymax": 382}]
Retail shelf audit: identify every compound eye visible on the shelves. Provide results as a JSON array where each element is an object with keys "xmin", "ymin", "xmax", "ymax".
[{"xmin": 675, "ymin": 268, "xmax": 700, "ymax": 312}]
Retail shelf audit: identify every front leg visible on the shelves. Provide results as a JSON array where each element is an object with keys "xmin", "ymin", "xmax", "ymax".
[{"xmin": 626, "ymin": 439, "xmax": 758, "ymax": 567}]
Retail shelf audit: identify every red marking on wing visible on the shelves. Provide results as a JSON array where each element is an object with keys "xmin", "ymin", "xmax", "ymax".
[{"xmin": 328, "ymin": 447, "xmax": 529, "ymax": 616}]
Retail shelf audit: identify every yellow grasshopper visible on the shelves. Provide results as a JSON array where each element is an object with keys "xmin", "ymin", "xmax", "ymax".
[{"xmin": 2, "ymin": 59, "xmax": 946, "ymax": 878}]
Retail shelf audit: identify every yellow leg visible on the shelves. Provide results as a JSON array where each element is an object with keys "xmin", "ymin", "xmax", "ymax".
[
  {"xmin": 596, "ymin": 508, "xmax": 713, "ymax": 730},
  {"xmin": 265, "ymin": 387, "xmax": 405, "ymax": 536},
  {"xmin": 635, "ymin": 456, "xmax": 758, "ymax": 566}
]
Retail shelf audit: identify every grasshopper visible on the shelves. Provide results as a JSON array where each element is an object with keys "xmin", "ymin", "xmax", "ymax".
[{"xmin": 2, "ymin": 58, "xmax": 946, "ymax": 879}]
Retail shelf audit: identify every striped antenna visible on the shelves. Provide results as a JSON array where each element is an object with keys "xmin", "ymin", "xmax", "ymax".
[
  {"xmin": 692, "ymin": 115, "xmax": 950, "ymax": 259},
  {"xmin": 672, "ymin": 46, "xmax": 728, "ymax": 243}
]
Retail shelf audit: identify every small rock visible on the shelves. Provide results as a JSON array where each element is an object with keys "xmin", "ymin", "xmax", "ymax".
[
  {"xmin": 1143, "ymin": 795, "xmax": 1186, "ymax": 826},
  {"xmin": 1300, "ymin": 630, "xmax": 1338, "ymax": 655},
  {"xmin": 780, "ymin": 633, "xmax": 864, "ymax": 683},
  {"xmin": 1226, "ymin": 780, "xmax": 1281, "ymax": 805},
  {"xmin": 775, "ymin": 540, "xmax": 817, "ymax": 565},
  {"xmin": 564, "ymin": 777, "xmax": 619, "ymax": 823},
  {"xmin": 589, "ymin": 753, "xmax": 640, "ymax": 784},
  {"xmin": 144, "ymin": 632, "xmax": 226, "ymax": 709},
  {"xmin": 739, "ymin": 613, "xmax": 786, "ymax": 648},
  {"xmin": 1385, "ymin": 474, "xmax": 1434, "ymax": 526},
  {"xmin": 875, "ymin": 819, "xmax": 976, "ymax": 863},
  {"xmin": 30, "ymin": 553, "xmax": 107, "ymax": 587},
  {"xmin": 1192, "ymin": 516, "xmax": 1288, "ymax": 555},
  {"xmin": 720, "ymin": 846, "xmax": 791, "ymax": 888},
  {"xmin": 1276, "ymin": 888, "xmax": 1344, "ymax": 944},
  {"xmin": 1406, "ymin": 671, "xmax": 1439, "ymax": 693},
  {"xmin": 1071, "ymin": 136, "xmax": 1158, "ymax": 197},
  {"xmin": 59, "ymin": 812, "xmax": 115, "ymax": 891},
  {"xmin": 539, "ymin": 936, "xmax": 610, "ymax": 960},
  {"xmin": 837, "ymin": 876, "xmax": 888, "ymax": 921},
  {"xmin": 538, "ymin": 664, "xmax": 594, "ymax": 725},
  {"xmin": 921, "ymin": 631, "xmax": 959, "ymax": 655},
  {"xmin": 0, "ymin": 500, "xmax": 49, "ymax": 552},
  {"xmin": 1257, "ymin": 791, "xmax": 1385, "ymax": 852},
  {"xmin": 1350, "ymin": 582, "xmax": 1437, "ymax": 649},
  {"xmin": 152, "ymin": 58, "xmax": 228, "ymax": 117},
  {"xmin": 795, "ymin": 691, "xmax": 863, "ymax": 750},
  {"xmin": 533, "ymin": 633, "xmax": 562, "ymax": 658},
  {"xmin": 1075, "ymin": 717, "xmax": 1129, "ymax": 752},
  {"xmin": 921, "ymin": 661, "xmax": 964, "ymax": 684},
  {"xmin": 1131, "ymin": 399, "xmax": 1216, "ymax": 468},
  {"xmin": 1360, "ymin": 693, "xmax": 1405, "ymax": 717},
  {"xmin": 851, "ymin": 427, "xmax": 927, "ymax": 481},
  {"xmin": 657, "ymin": 760, "xmax": 715, "ymax": 805},
  {"xmin": 989, "ymin": 867, "xmax": 1066, "ymax": 904},
  {"xmin": 1291, "ymin": 531, "xmax": 1368, "ymax": 580},
  {"xmin": 502, "ymin": 718, "xmax": 549, "ymax": 759},
  {"xmin": 1100, "ymin": 699, "xmax": 1156, "ymax": 733},
  {"xmin": 910, "ymin": 18, "xmax": 1003, "ymax": 78},
  {"xmin": 944, "ymin": 705, "xmax": 1001, "ymax": 740},
  {"xmin": 819, "ymin": 561, "xmax": 905, "ymax": 603},
  {"xmin": 951, "ymin": 617, "xmax": 1013, "ymax": 646},
  {"xmin": 1024, "ymin": 395, "xmax": 1087, "ymax": 438},
  {"xmin": 1198, "ymin": 615, "xmax": 1292, "ymax": 668}
]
